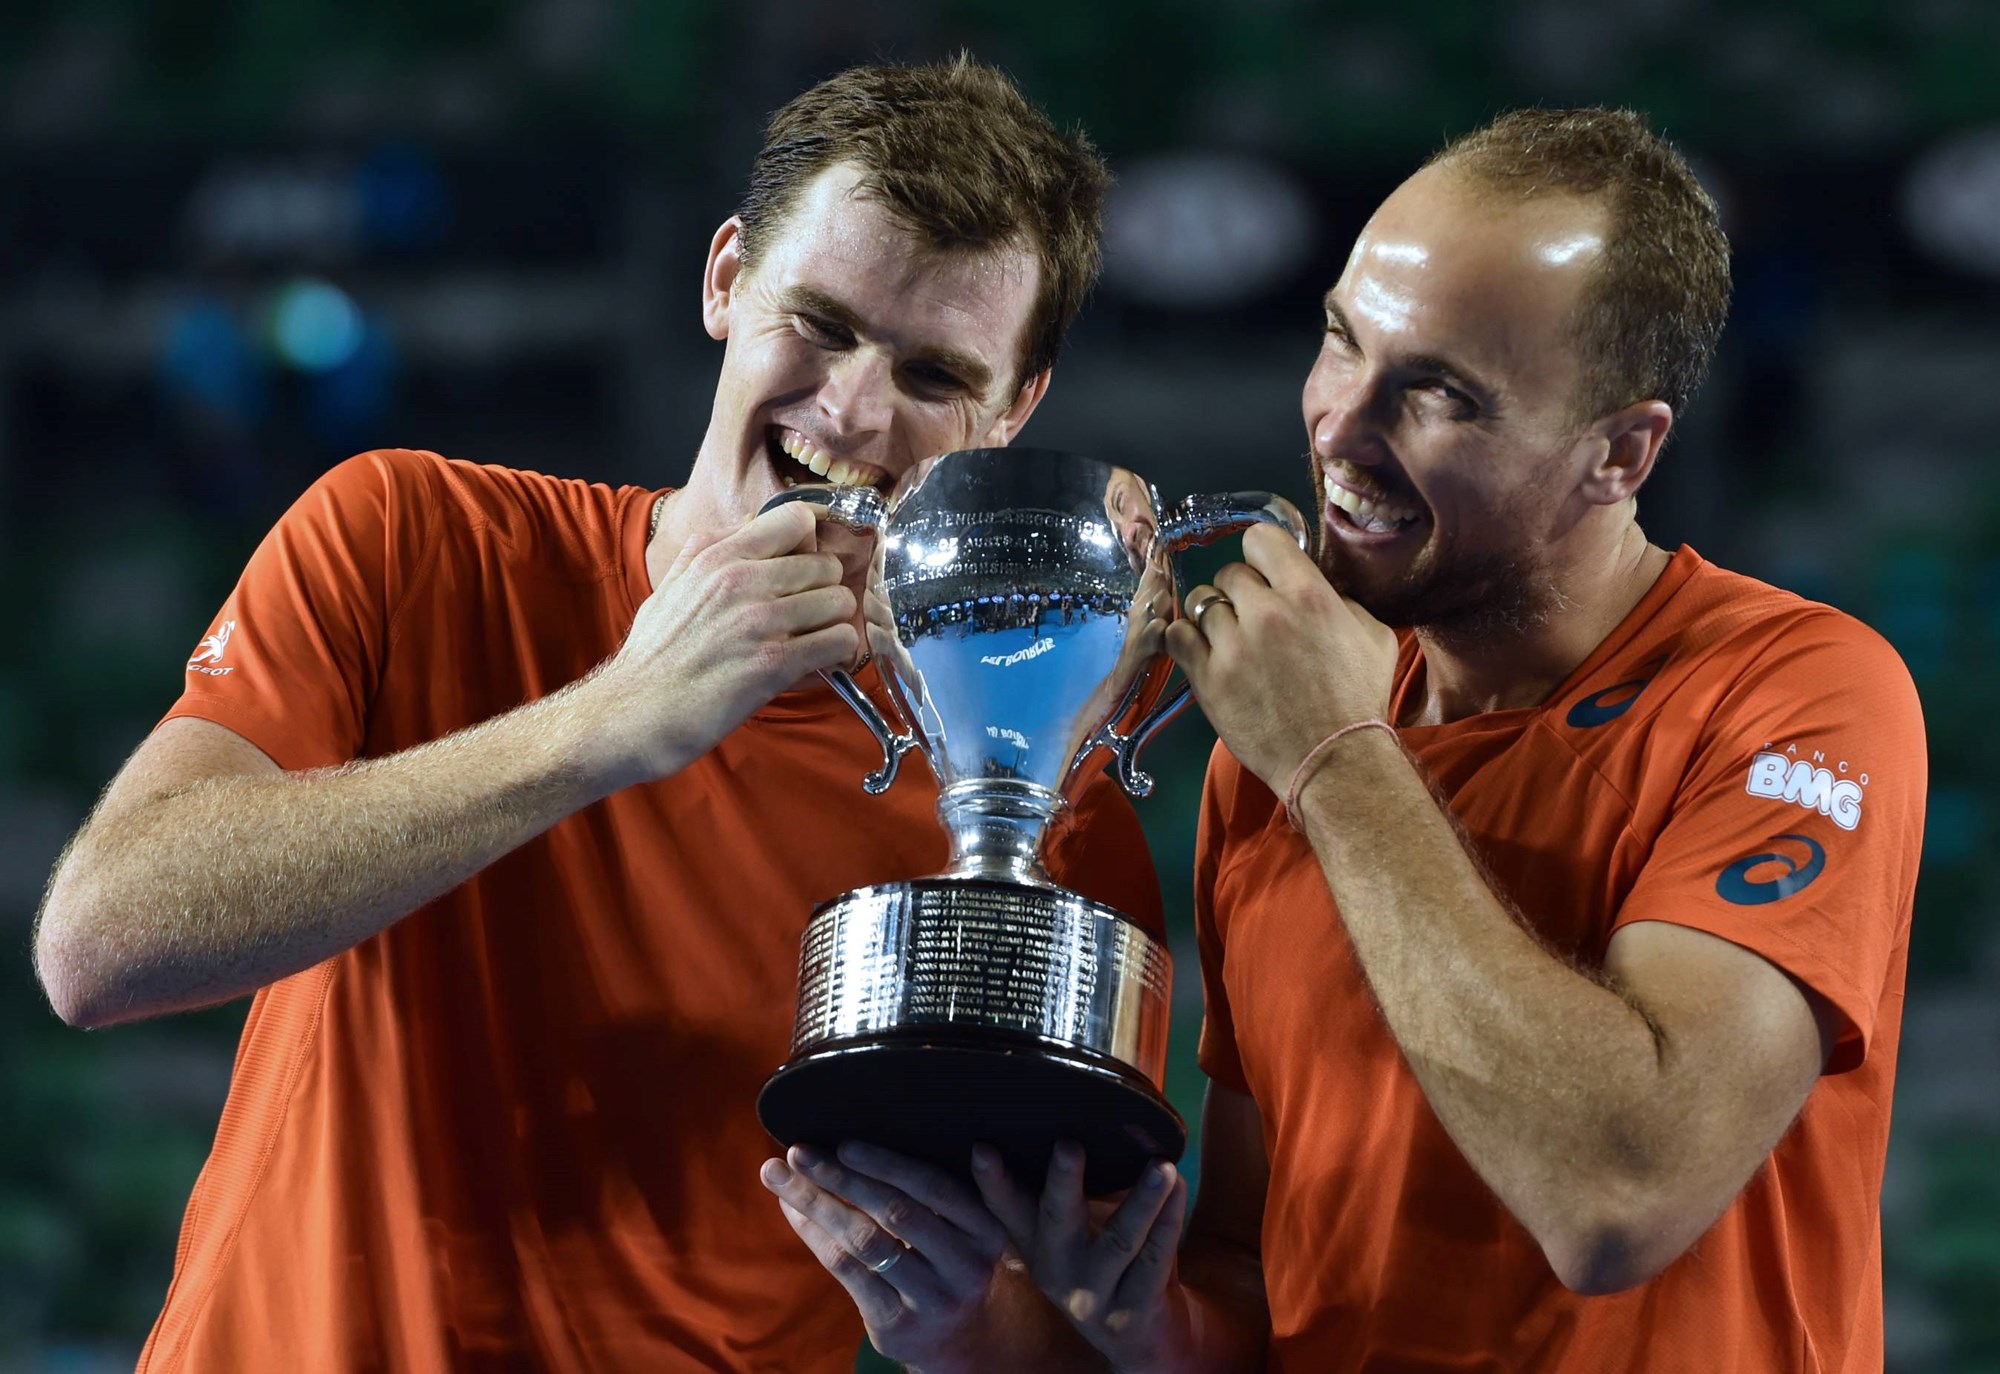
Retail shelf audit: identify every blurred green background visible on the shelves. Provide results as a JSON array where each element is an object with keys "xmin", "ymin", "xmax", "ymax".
[{"xmin": 2, "ymin": 1, "xmax": 1998, "ymax": 1370}]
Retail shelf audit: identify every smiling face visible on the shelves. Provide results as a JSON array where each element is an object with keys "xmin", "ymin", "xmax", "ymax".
[
  {"xmin": 1305, "ymin": 164, "xmax": 1623, "ymax": 635},
  {"xmin": 685, "ymin": 163, "xmax": 1048, "ymax": 552}
]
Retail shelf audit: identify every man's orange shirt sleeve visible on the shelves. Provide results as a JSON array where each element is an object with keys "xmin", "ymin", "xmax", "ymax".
[
  {"xmin": 1609, "ymin": 615, "xmax": 1925, "ymax": 1071},
  {"xmin": 165, "ymin": 450, "xmax": 442, "ymax": 771},
  {"xmin": 1194, "ymin": 741, "xmax": 1253, "ymax": 1094}
]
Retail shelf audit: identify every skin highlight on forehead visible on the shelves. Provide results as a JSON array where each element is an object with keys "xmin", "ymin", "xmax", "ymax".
[{"xmin": 1342, "ymin": 166, "xmax": 1611, "ymax": 424}]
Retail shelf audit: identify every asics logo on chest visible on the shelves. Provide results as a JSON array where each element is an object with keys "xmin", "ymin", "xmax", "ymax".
[{"xmin": 1564, "ymin": 656, "xmax": 1669, "ymax": 729}]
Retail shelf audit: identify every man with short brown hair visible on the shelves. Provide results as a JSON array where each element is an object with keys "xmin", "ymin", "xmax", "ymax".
[
  {"xmin": 966, "ymin": 106, "xmax": 1922, "ymax": 1372},
  {"xmin": 34, "ymin": 60, "xmax": 1155, "ymax": 1373},
  {"xmin": 738, "ymin": 55, "xmax": 1107, "ymax": 389}
]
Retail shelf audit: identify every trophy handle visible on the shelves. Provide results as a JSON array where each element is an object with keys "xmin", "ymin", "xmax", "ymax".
[
  {"xmin": 825, "ymin": 668, "xmax": 919, "ymax": 795},
  {"xmin": 758, "ymin": 485, "xmax": 916, "ymax": 795},
  {"xmin": 1101, "ymin": 491, "xmax": 1312, "ymax": 798}
]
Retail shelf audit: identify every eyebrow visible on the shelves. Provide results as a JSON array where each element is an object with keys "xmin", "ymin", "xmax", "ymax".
[
  {"xmin": 1324, "ymin": 294, "xmax": 1499, "ymax": 407},
  {"xmin": 777, "ymin": 285, "xmax": 996, "ymax": 395}
]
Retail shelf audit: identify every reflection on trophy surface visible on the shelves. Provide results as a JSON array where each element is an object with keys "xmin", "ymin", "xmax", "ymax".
[{"xmin": 755, "ymin": 448, "xmax": 1305, "ymax": 1193}]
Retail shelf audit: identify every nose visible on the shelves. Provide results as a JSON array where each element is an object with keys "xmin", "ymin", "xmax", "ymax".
[
  {"xmin": 818, "ymin": 348, "xmax": 895, "ymax": 444},
  {"xmin": 1303, "ymin": 349, "xmax": 1381, "ymax": 468}
]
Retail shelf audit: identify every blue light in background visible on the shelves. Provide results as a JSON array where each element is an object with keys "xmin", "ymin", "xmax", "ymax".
[{"xmin": 269, "ymin": 279, "xmax": 365, "ymax": 373}]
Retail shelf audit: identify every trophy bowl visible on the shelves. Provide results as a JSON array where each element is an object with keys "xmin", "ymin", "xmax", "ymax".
[{"xmin": 755, "ymin": 448, "xmax": 1306, "ymax": 1194}]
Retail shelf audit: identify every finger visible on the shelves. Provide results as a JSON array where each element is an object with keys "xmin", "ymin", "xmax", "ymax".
[
  {"xmin": 1183, "ymin": 584, "xmax": 1239, "ymax": 647},
  {"xmin": 1211, "ymin": 561, "xmax": 1272, "ymax": 603},
  {"xmin": 725, "ymin": 501, "xmax": 824, "ymax": 560},
  {"xmin": 762, "ymin": 1156, "xmax": 948, "ymax": 1308},
  {"xmin": 863, "ymin": 586, "xmax": 896, "ymax": 632},
  {"xmin": 775, "ymin": 1196, "xmax": 905, "ymax": 1330},
  {"xmin": 971, "ymin": 1145, "xmax": 1039, "ymax": 1250},
  {"xmin": 1241, "ymin": 520, "xmax": 1319, "ymax": 589},
  {"xmin": 788, "ymin": 623, "xmax": 863, "ymax": 676},
  {"xmin": 793, "ymin": 1144, "xmax": 995, "ymax": 1294},
  {"xmin": 1084, "ymin": 1160, "xmax": 1177, "ymax": 1299},
  {"xmin": 1162, "ymin": 619, "xmax": 1210, "ymax": 676},
  {"xmin": 751, "ymin": 550, "xmax": 846, "ymax": 597},
  {"xmin": 1109, "ymin": 1166, "xmax": 1187, "ymax": 1316},
  {"xmin": 1182, "ymin": 582, "xmax": 1220, "ymax": 621},
  {"xmin": 839, "ymin": 1142, "xmax": 1010, "ymax": 1262},
  {"xmin": 768, "ymin": 584, "xmax": 859, "ymax": 634},
  {"xmin": 1035, "ymin": 1141, "xmax": 1091, "ymax": 1274}
]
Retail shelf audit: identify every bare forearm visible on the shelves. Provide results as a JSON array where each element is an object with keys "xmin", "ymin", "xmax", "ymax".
[
  {"xmin": 39, "ymin": 678, "xmax": 632, "ymax": 1025},
  {"xmin": 924, "ymin": 1270, "xmax": 1260, "ymax": 1374},
  {"xmin": 1295, "ymin": 734, "xmax": 1665, "ymax": 1245}
]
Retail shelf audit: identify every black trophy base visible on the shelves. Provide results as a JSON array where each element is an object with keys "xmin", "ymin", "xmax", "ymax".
[{"xmin": 757, "ymin": 1032, "xmax": 1187, "ymax": 1197}]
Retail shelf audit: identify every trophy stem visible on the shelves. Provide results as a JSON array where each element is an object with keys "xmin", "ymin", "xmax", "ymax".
[{"xmin": 936, "ymin": 780, "xmax": 1063, "ymax": 887}]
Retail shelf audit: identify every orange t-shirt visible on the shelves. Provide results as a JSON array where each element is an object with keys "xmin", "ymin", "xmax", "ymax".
[
  {"xmin": 139, "ymin": 449, "xmax": 1163, "ymax": 1373},
  {"xmin": 1195, "ymin": 546, "xmax": 1924, "ymax": 1373}
]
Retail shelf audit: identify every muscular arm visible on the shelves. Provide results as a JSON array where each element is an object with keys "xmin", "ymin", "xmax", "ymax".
[
  {"xmin": 35, "ymin": 504, "xmax": 857, "ymax": 1028},
  {"xmin": 1293, "ymin": 732, "xmax": 1835, "ymax": 1293},
  {"xmin": 36, "ymin": 697, "xmax": 623, "ymax": 1027},
  {"xmin": 1174, "ymin": 527, "xmax": 1842, "ymax": 1297}
]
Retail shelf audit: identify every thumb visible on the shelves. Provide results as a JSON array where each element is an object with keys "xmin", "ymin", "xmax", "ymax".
[{"xmin": 725, "ymin": 500, "xmax": 823, "ymax": 560}]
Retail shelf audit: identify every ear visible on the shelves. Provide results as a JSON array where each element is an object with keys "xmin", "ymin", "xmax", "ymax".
[
  {"xmin": 982, "ymin": 368, "xmax": 1053, "ymax": 446},
  {"xmin": 1578, "ymin": 399, "xmax": 1672, "ymax": 507},
  {"xmin": 702, "ymin": 218, "xmax": 747, "ymax": 342}
]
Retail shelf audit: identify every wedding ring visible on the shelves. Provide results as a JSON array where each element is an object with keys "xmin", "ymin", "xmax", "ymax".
[
  {"xmin": 1192, "ymin": 592, "xmax": 1224, "ymax": 636},
  {"xmin": 868, "ymin": 1242, "xmax": 908, "ymax": 1274}
]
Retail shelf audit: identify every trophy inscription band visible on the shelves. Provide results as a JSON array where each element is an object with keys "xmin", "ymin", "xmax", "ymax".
[{"xmin": 791, "ymin": 882, "xmax": 1174, "ymax": 1074}]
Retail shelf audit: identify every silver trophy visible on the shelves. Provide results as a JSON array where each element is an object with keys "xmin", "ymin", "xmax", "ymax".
[{"xmin": 756, "ymin": 448, "xmax": 1306, "ymax": 1193}]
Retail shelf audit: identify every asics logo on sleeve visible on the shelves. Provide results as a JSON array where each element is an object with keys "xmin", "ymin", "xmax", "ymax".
[
  {"xmin": 188, "ymin": 620, "xmax": 238, "ymax": 676},
  {"xmin": 1715, "ymin": 833, "xmax": 1826, "ymax": 905}
]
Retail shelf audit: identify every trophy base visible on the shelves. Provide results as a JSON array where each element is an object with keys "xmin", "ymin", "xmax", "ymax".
[{"xmin": 757, "ymin": 1031, "xmax": 1186, "ymax": 1196}]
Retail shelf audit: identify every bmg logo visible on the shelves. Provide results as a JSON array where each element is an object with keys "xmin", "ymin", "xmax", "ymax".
[{"xmin": 1744, "ymin": 751, "xmax": 1865, "ymax": 831}]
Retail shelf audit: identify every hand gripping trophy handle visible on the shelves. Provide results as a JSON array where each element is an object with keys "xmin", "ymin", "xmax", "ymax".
[
  {"xmin": 759, "ymin": 484, "xmax": 912, "ymax": 795},
  {"xmin": 760, "ymin": 482, "xmax": 1311, "ymax": 799},
  {"xmin": 1095, "ymin": 491, "xmax": 1312, "ymax": 797}
]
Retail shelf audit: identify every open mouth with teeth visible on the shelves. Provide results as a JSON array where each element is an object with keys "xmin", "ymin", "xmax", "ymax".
[
  {"xmin": 1326, "ymin": 477, "xmax": 1424, "ymax": 537},
  {"xmin": 770, "ymin": 426, "xmax": 893, "ymax": 492}
]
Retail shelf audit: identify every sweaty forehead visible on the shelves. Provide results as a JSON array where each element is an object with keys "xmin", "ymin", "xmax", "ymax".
[
  {"xmin": 1340, "ymin": 169, "xmax": 1608, "ymax": 388},
  {"xmin": 751, "ymin": 166, "xmax": 1041, "ymax": 376}
]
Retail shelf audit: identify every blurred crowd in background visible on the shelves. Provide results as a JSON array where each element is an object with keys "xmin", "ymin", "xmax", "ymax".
[{"xmin": 2, "ymin": 1, "xmax": 1998, "ymax": 1370}]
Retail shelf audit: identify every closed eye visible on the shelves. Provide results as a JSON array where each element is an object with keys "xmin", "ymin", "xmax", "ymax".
[
  {"xmin": 904, "ymin": 361, "xmax": 968, "ymax": 395},
  {"xmin": 796, "ymin": 313, "xmax": 853, "ymax": 348},
  {"xmin": 1411, "ymin": 377, "xmax": 1478, "ymax": 418}
]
